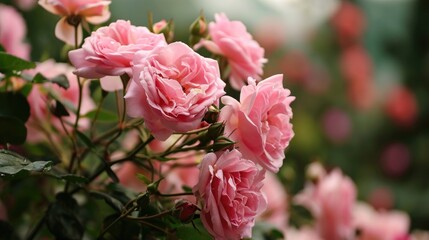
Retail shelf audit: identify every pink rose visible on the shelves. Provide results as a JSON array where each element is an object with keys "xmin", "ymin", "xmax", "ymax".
[
  {"xmin": 258, "ymin": 172, "xmax": 289, "ymax": 232},
  {"xmin": 25, "ymin": 60, "xmax": 95, "ymax": 143},
  {"xmin": 219, "ymin": 74, "xmax": 294, "ymax": 172},
  {"xmin": 294, "ymin": 168, "xmax": 357, "ymax": 240},
  {"xmin": 0, "ymin": 4, "xmax": 30, "ymax": 60},
  {"xmin": 193, "ymin": 149, "xmax": 267, "ymax": 240},
  {"xmin": 354, "ymin": 202, "xmax": 410, "ymax": 240},
  {"xmin": 69, "ymin": 20, "xmax": 167, "ymax": 91},
  {"xmin": 38, "ymin": 0, "xmax": 111, "ymax": 45},
  {"xmin": 196, "ymin": 13, "xmax": 266, "ymax": 90},
  {"xmin": 125, "ymin": 42, "xmax": 225, "ymax": 141}
]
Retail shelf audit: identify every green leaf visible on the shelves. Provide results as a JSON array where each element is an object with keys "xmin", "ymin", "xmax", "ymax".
[
  {"xmin": 0, "ymin": 44, "xmax": 5, "ymax": 52},
  {"xmin": 176, "ymin": 218, "xmax": 212, "ymax": 240},
  {"xmin": 45, "ymin": 170, "xmax": 89, "ymax": 184},
  {"xmin": 76, "ymin": 130, "xmax": 94, "ymax": 149},
  {"xmin": 90, "ymin": 191, "xmax": 124, "ymax": 212},
  {"xmin": 102, "ymin": 214, "xmax": 141, "ymax": 240},
  {"xmin": 0, "ymin": 92, "xmax": 30, "ymax": 122},
  {"xmin": 0, "ymin": 150, "xmax": 52, "ymax": 176},
  {"xmin": 0, "ymin": 116, "xmax": 27, "ymax": 145},
  {"xmin": 32, "ymin": 73, "xmax": 70, "ymax": 89},
  {"xmin": 0, "ymin": 52, "xmax": 35, "ymax": 73},
  {"xmin": 46, "ymin": 192, "xmax": 83, "ymax": 240},
  {"xmin": 83, "ymin": 109, "xmax": 118, "ymax": 122},
  {"xmin": 50, "ymin": 100, "xmax": 70, "ymax": 118},
  {"xmin": 136, "ymin": 173, "xmax": 151, "ymax": 185}
]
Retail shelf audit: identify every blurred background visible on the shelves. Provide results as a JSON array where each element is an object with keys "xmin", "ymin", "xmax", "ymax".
[{"xmin": 2, "ymin": 0, "xmax": 429, "ymax": 231}]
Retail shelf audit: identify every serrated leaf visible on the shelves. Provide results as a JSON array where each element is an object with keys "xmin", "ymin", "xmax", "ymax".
[
  {"xmin": 0, "ymin": 92, "xmax": 30, "ymax": 122},
  {"xmin": 0, "ymin": 150, "xmax": 51, "ymax": 176},
  {"xmin": 46, "ymin": 193, "xmax": 83, "ymax": 240},
  {"xmin": 0, "ymin": 52, "xmax": 35, "ymax": 73},
  {"xmin": 90, "ymin": 191, "xmax": 124, "ymax": 212},
  {"xmin": 83, "ymin": 109, "xmax": 118, "ymax": 122}
]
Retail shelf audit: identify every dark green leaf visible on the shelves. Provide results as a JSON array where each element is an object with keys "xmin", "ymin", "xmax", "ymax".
[
  {"xmin": 76, "ymin": 130, "xmax": 94, "ymax": 149},
  {"xmin": 0, "ymin": 92, "xmax": 30, "ymax": 122},
  {"xmin": 46, "ymin": 193, "xmax": 83, "ymax": 240},
  {"xmin": 102, "ymin": 214, "xmax": 141, "ymax": 240},
  {"xmin": 181, "ymin": 185, "xmax": 193, "ymax": 193},
  {"xmin": 0, "ymin": 52, "xmax": 35, "ymax": 73},
  {"xmin": 0, "ymin": 44, "xmax": 5, "ymax": 52},
  {"xmin": 0, "ymin": 116, "xmax": 27, "ymax": 145},
  {"xmin": 45, "ymin": 170, "xmax": 89, "ymax": 184},
  {"xmin": 20, "ymin": 83, "xmax": 33, "ymax": 97},
  {"xmin": 90, "ymin": 191, "xmax": 124, "ymax": 212},
  {"xmin": 176, "ymin": 218, "xmax": 212, "ymax": 240},
  {"xmin": 50, "ymin": 100, "xmax": 70, "ymax": 118},
  {"xmin": 0, "ymin": 150, "xmax": 52, "ymax": 176},
  {"xmin": 32, "ymin": 73, "xmax": 70, "ymax": 89},
  {"xmin": 0, "ymin": 220, "xmax": 19, "ymax": 240},
  {"xmin": 83, "ymin": 109, "xmax": 118, "ymax": 122}
]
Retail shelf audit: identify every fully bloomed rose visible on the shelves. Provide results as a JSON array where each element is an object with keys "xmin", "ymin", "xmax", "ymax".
[
  {"xmin": 196, "ymin": 13, "xmax": 266, "ymax": 90},
  {"xmin": 219, "ymin": 74, "xmax": 294, "ymax": 172},
  {"xmin": 39, "ymin": 0, "xmax": 111, "ymax": 45},
  {"xmin": 354, "ymin": 202, "xmax": 410, "ymax": 240},
  {"xmin": 294, "ymin": 168, "xmax": 357, "ymax": 240},
  {"xmin": 193, "ymin": 149, "xmax": 266, "ymax": 240},
  {"xmin": 0, "ymin": 4, "xmax": 30, "ymax": 60},
  {"xmin": 125, "ymin": 42, "xmax": 225, "ymax": 141},
  {"xmin": 69, "ymin": 20, "xmax": 167, "ymax": 90}
]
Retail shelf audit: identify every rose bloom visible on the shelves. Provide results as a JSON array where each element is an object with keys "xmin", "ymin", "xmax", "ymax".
[
  {"xmin": 125, "ymin": 42, "xmax": 225, "ymax": 141},
  {"xmin": 38, "ymin": 0, "xmax": 111, "ymax": 45},
  {"xmin": 294, "ymin": 168, "xmax": 357, "ymax": 240},
  {"xmin": 0, "ymin": 4, "xmax": 30, "ymax": 60},
  {"xmin": 354, "ymin": 202, "xmax": 410, "ymax": 240},
  {"xmin": 193, "ymin": 149, "xmax": 267, "ymax": 240},
  {"xmin": 69, "ymin": 20, "xmax": 167, "ymax": 91},
  {"xmin": 196, "ymin": 13, "xmax": 266, "ymax": 90},
  {"xmin": 25, "ymin": 60, "xmax": 95, "ymax": 143},
  {"xmin": 258, "ymin": 172, "xmax": 289, "ymax": 232},
  {"xmin": 384, "ymin": 86, "xmax": 418, "ymax": 128},
  {"xmin": 219, "ymin": 74, "xmax": 294, "ymax": 173}
]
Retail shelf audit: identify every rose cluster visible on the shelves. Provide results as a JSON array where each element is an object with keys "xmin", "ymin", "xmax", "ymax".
[{"xmin": 66, "ymin": 12, "xmax": 294, "ymax": 239}]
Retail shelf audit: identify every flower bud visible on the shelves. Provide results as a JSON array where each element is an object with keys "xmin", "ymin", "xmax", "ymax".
[
  {"xmin": 174, "ymin": 200, "xmax": 198, "ymax": 223},
  {"xmin": 153, "ymin": 19, "xmax": 174, "ymax": 43},
  {"xmin": 189, "ymin": 14, "xmax": 208, "ymax": 46}
]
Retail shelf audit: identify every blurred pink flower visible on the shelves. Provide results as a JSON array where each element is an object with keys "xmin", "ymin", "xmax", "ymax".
[
  {"xmin": 193, "ymin": 149, "xmax": 266, "ymax": 240},
  {"xmin": 0, "ymin": 4, "xmax": 30, "ymax": 60},
  {"xmin": 354, "ymin": 202, "xmax": 410, "ymax": 240},
  {"xmin": 285, "ymin": 226, "xmax": 322, "ymax": 240},
  {"xmin": 14, "ymin": 0, "xmax": 37, "ymax": 10},
  {"xmin": 125, "ymin": 42, "xmax": 225, "ymax": 141},
  {"xmin": 331, "ymin": 1, "xmax": 366, "ymax": 47},
  {"xmin": 258, "ymin": 172, "xmax": 289, "ymax": 232},
  {"xmin": 196, "ymin": 13, "xmax": 266, "ymax": 90},
  {"xmin": 340, "ymin": 45, "xmax": 375, "ymax": 110},
  {"xmin": 294, "ymin": 168, "xmax": 357, "ymax": 240},
  {"xmin": 385, "ymin": 86, "xmax": 418, "ymax": 127},
  {"xmin": 380, "ymin": 143, "xmax": 411, "ymax": 177},
  {"xmin": 219, "ymin": 74, "xmax": 294, "ymax": 173},
  {"xmin": 38, "ymin": 0, "xmax": 111, "ymax": 45},
  {"xmin": 368, "ymin": 187, "xmax": 394, "ymax": 211},
  {"xmin": 69, "ymin": 20, "xmax": 167, "ymax": 92},
  {"xmin": 322, "ymin": 108, "xmax": 352, "ymax": 144},
  {"xmin": 25, "ymin": 60, "xmax": 95, "ymax": 143}
]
